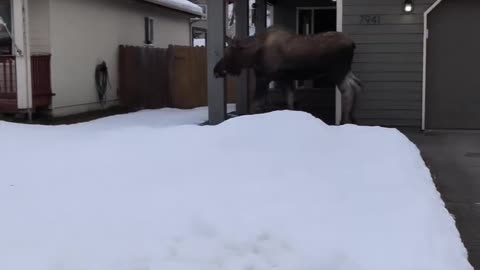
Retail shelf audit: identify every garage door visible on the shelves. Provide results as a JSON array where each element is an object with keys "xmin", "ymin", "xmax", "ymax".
[{"xmin": 426, "ymin": 0, "xmax": 480, "ymax": 129}]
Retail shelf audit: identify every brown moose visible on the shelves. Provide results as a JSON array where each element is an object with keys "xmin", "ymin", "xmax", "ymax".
[{"xmin": 213, "ymin": 26, "xmax": 363, "ymax": 124}]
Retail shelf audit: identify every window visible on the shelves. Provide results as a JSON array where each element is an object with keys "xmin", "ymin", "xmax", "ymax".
[
  {"xmin": 144, "ymin": 17, "xmax": 154, "ymax": 45},
  {"xmin": 192, "ymin": 27, "xmax": 206, "ymax": 47}
]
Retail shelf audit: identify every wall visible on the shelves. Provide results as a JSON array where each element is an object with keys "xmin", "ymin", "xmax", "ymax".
[
  {"xmin": 28, "ymin": 0, "xmax": 51, "ymax": 54},
  {"xmin": 343, "ymin": 0, "xmax": 435, "ymax": 127},
  {"xmin": 273, "ymin": 0, "xmax": 436, "ymax": 127},
  {"xmin": 49, "ymin": 0, "xmax": 192, "ymax": 116}
]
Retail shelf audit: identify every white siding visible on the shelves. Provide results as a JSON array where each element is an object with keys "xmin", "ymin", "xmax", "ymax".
[
  {"xmin": 28, "ymin": 0, "xmax": 51, "ymax": 54},
  {"xmin": 49, "ymin": 0, "xmax": 192, "ymax": 116}
]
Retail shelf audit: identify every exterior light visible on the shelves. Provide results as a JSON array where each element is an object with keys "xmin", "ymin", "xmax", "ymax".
[{"xmin": 404, "ymin": 0, "xmax": 413, "ymax": 13}]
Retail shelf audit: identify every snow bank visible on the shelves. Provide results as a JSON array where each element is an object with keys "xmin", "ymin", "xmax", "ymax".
[
  {"xmin": 0, "ymin": 110, "xmax": 472, "ymax": 270},
  {"xmin": 75, "ymin": 105, "xmax": 236, "ymax": 130}
]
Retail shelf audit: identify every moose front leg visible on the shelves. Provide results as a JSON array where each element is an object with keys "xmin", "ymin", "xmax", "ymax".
[
  {"xmin": 277, "ymin": 80, "xmax": 296, "ymax": 110},
  {"xmin": 250, "ymin": 76, "xmax": 270, "ymax": 113}
]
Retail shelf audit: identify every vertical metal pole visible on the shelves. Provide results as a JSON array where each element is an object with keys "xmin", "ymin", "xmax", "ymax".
[
  {"xmin": 335, "ymin": 0, "xmax": 343, "ymax": 125},
  {"xmin": 207, "ymin": 0, "xmax": 226, "ymax": 125},
  {"xmin": 248, "ymin": 0, "xmax": 267, "ymax": 110},
  {"xmin": 235, "ymin": 0, "xmax": 249, "ymax": 115},
  {"xmin": 255, "ymin": 0, "xmax": 267, "ymax": 34}
]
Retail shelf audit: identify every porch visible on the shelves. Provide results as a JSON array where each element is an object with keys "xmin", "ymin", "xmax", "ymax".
[
  {"xmin": 0, "ymin": 54, "xmax": 53, "ymax": 114},
  {"xmin": 206, "ymin": 0, "xmax": 342, "ymax": 125}
]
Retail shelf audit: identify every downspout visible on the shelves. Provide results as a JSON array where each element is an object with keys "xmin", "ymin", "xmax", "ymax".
[
  {"xmin": 22, "ymin": 0, "xmax": 33, "ymax": 119},
  {"xmin": 335, "ymin": 0, "xmax": 343, "ymax": 125},
  {"xmin": 12, "ymin": 0, "xmax": 32, "ymax": 119}
]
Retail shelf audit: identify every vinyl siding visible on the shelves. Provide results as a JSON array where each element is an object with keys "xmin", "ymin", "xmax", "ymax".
[
  {"xmin": 48, "ymin": 0, "xmax": 192, "ymax": 116},
  {"xmin": 343, "ymin": 0, "xmax": 436, "ymax": 127}
]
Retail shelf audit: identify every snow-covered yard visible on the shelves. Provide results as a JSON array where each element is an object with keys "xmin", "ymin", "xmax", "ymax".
[{"xmin": 0, "ymin": 107, "xmax": 473, "ymax": 270}]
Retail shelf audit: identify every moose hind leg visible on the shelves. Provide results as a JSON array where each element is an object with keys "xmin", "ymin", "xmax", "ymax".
[
  {"xmin": 339, "ymin": 86, "xmax": 354, "ymax": 124},
  {"xmin": 338, "ymin": 71, "xmax": 360, "ymax": 124}
]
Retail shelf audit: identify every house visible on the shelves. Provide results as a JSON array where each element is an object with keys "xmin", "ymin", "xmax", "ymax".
[
  {"xmin": 0, "ymin": 0, "xmax": 202, "ymax": 118},
  {"xmin": 206, "ymin": 0, "xmax": 480, "ymax": 130}
]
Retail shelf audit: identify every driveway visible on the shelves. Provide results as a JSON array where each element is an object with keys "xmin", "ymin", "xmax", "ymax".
[{"xmin": 402, "ymin": 129, "xmax": 480, "ymax": 269}]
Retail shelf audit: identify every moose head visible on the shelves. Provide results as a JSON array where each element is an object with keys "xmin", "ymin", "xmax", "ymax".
[{"xmin": 213, "ymin": 36, "xmax": 256, "ymax": 78}]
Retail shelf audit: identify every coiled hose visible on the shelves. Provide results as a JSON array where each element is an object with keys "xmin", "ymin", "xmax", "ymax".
[{"xmin": 95, "ymin": 61, "xmax": 111, "ymax": 107}]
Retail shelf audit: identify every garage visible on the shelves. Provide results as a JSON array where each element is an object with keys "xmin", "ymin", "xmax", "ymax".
[{"xmin": 424, "ymin": 0, "xmax": 480, "ymax": 130}]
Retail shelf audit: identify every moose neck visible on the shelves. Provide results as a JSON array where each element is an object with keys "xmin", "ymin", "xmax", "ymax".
[{"xmin": 237, "ymin": 36, "xmax": 261, "ymax": 68}]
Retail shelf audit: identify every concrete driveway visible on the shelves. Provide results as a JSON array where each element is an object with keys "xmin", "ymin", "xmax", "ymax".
[{"xmin": 402, "ymin": 129, "xmax": 480, "ymax": 269}]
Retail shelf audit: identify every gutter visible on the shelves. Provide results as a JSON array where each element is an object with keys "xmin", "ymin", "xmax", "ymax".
[{"xmin": 144, "ymin": 0, "xmax": 204, "ymax": 17}]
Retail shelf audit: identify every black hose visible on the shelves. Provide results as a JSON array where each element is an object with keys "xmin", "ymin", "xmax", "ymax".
[{"xmin": 95, "ymin": 61, "xmax": 111, "ymax": 107}]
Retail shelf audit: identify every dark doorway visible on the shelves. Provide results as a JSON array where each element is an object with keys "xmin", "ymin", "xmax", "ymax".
[
  {"xmin": 296, "ymin": 7, "xmax": 337, "ymax": 124},
  {"xmin": 0, "ymin": 0, "xmax": 12, "ymax": 55},
  {"xmin": 425, "ymin": 0, "xmax": 480, "ymax": 129}
]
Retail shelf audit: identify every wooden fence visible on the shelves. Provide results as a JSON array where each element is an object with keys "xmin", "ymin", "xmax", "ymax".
[
  {"xmin": 0, "ymin": 56, "xmax": 16, "ymax": 98},
  {"xmin": 0, "ymin": 54, "xmax": 53, "ymax": 113},
  {"xmin": 31, "ymin": 54, "xmax": 54, "ymax": 110},
  {"xmin": 118, "ymin": 45, "xmax": 237, "ymax": 110},
  {"xmin": 118, "ymin": 45, "xmax": 170, "ymax": 109},
  {"xmin": 117, "ymin": 45, "xmax": 335, "ymax": 124}
]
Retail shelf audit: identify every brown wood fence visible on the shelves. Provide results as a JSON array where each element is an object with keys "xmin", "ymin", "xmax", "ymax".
[
  {"xmin": 31, "ymin": 54, "xmax": 54, "ymax": 109},
  {"xmin": 0, "ymin": 54, "xmax": 53, "ymax": 113},
  {"xmin": 118, "ymin": 45, "xmax": 237, "ymax": 110},
  {"xmin": 118, "ymin": 45, "xmax": 171, "ymax": 109}
]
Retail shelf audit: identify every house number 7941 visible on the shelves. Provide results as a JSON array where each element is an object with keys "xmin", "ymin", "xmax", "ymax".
[{"xmin": 360, "ymin": 15, "xmax": 381, "ymax": 25}]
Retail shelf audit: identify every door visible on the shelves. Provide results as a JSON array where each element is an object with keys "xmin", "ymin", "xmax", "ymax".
[
  {"xmin": 296, "ymin": 7, "xmax": 337, "ymax": 124},
  {"xmin": 296, "ymin": 7, "xmax": 336, "ymax": 89},
  {"xmin": 426, "ymin": 0, "xmax": 480, "ymax": 129}
]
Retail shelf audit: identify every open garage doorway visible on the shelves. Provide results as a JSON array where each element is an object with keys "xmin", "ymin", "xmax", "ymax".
[{"xmin": 424, "ymin": 0, "xmax": 480, "ymax": 130}]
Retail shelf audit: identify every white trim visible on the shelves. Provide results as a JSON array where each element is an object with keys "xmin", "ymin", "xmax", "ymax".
[
  {"xmin": 23, "ymin": 0, "xmax": 32, "ymax": 110},
  {"xmin": 12, "ymin": 0, "xmax": 32, "ymax": 111},
  {"xmin": 336, "ymin": 0, "xmax": 343, "ymax": 125},
  {"xmin": 422, "ymin": 0, "xmax": 443, "ymax": 130}
]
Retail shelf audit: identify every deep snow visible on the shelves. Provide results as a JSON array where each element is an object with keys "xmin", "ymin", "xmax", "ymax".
[{"xmin": 0, "ymin": 108, "xmax": 473, "ymax": 270}]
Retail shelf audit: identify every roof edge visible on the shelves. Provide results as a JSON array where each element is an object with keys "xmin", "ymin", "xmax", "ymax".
[{"xmin": 144, "ymin": 0, "xmax": 203, "ymax": 17}]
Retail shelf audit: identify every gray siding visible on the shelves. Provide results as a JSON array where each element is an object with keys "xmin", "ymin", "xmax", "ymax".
[
  {"xmin": 272, "ymin": 0, "xmax": 436, "ymax": 127},
  {"xmin": 344, "ymin": 0, "xmax": 435, "ymax": 127}
]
